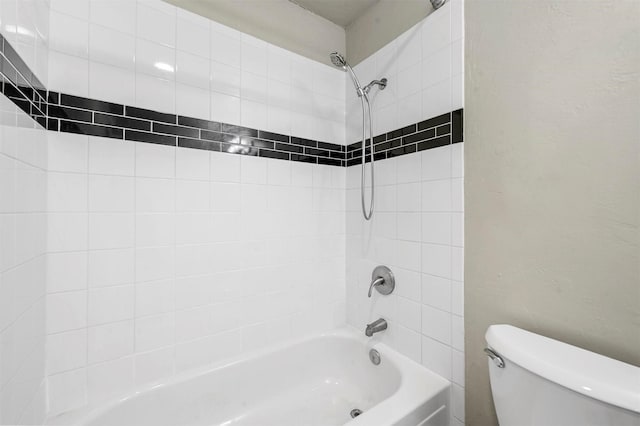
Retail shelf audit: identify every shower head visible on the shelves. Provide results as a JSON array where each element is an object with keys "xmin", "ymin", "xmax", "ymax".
[
  {"xmin": 329, "ymin": 51, "xmax": 364, "ymax": 96},
  {"xmin": 330, "ymin": 52, "xmax": 347, "ymax": 69},
  {"xmin": 430, "ymin": 0, "xmax": 447, "ymax": 10}
]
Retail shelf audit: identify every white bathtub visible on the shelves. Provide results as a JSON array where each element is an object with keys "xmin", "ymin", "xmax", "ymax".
[{"xmin": 47, "ymin": 328, "xmax": 450, "ymax": 426}]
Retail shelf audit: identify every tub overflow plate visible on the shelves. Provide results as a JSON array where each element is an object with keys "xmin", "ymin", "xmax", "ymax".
[{"xmin": 369, "ymin": 349, "xmax": 381, "ymax": 365}]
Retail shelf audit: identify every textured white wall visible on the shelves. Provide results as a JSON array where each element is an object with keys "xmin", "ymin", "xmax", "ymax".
[{"xmin": 465, "ymin": 1, "xmax": 640, "ymax": 425}]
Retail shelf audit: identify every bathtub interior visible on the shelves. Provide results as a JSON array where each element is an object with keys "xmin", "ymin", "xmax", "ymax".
[{"xmin": 69, "ymin": 334, "xmax": 403, "ymax": 426}]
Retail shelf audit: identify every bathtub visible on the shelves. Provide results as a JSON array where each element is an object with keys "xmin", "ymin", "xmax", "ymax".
[{"xmin": 47, "ymin": 328, "xmax": 450, "ymax": 426}]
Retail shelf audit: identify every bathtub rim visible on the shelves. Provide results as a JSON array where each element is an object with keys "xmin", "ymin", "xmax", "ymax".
[{"xmin": 46, "ymin": 326, "xmax": 450, "ymax": 426}]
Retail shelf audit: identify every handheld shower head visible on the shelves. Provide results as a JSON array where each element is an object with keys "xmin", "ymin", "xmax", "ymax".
[{"xmin": 329, "ymin": 52, "xmax": 347, "ymax": 69}]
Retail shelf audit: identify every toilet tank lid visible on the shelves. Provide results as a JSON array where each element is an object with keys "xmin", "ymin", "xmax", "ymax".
[{"xmin": 486, "ymin": 324, "xmax": 640, "ymax": 413}]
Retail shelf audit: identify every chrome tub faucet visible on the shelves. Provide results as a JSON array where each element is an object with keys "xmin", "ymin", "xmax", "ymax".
[{"xmin": 365, "ymin": 318, "xmax": 387, "ymax": 337}]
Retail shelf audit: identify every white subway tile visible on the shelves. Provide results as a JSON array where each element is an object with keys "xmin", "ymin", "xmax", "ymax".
[
  {"xmin": 135, "ymin": 246, "xmax": 175, "ymax": 283},
  {"xmin": 210, "ymin": 92, "xmax": 240, "ymax": 125},
  {"xmin": 422, "ymin": 4, "xmax": 451, "ymax": 58},
  {"xmin": 47, "ymin": 369, "xmax": 87, "ymax": 416},
  {"xmin": 175, "ymin": 180, "xmax": 210, "ymax": 212},
  {"xmin": 88, "ymin": 285, "xmax": 134, "ymax": 326},
  {"xmin": 52, "ymin": 0, "xmax": 89, "ymax": 19},
  {"xmin": 88, "ymin": 213, "xmax": 134, "ymax": 250},
  {"xmin": 176, "ymin": 147, "xmax": 210, "ymax": 181},
  {"xmin": 451, "ymin": 280, "xmax": 464, "ymax": 317},
  {"xmin": 210, "ymin": 152, "xmax": 241, "ymax": 183},
  {"xmin": 50, "ymin": 11, "xmax": 89, "ymax": 58},
  {"xmin": 421, "ymin": 179, "xmax": 451, "ymax": 212},
  {"xmin": 422, "ymin": 46, "xmax": 451, "ymax": 90},
  {"xmin": 210, "ymin": 31, "xmax": 241, "ymax": 69},
  {"xmin": 134, "ymin": 347, "xmax": 174, "ymax": 386},
  {"xmin": 47, "ymin": 291, "xmax": 87, "ymax": 334},
  {"xmin": 175, "ymin": 84, "xmax": 210, "ymax": 121},
  {"xmin": 177, "ymin": 12, "xmax": 209, "ymax": 58},
  {"xmin": 451, "ymin": 314, "xmax": 464, "ymax": 351},
  {"xmin": 87, "ymin": 356, "xmax": 134, "ymax": 403},
  {"xmin": 422, "ymin": 78, "xmax": 451, "ymax": 121},
  {"xmin": 422, "ymin": 243, "xmax": 451, "ymax": 279},
  {"xmin": 396, "ymin": 297, "xmax": 421, "ymax": 331},
  {"xmin": 87, "ymin": 321, "xmax": 134, "ymax": 364},
  {"xmin": 47, "ymin": 213, "xmax": 88, "ymax": 252},
  {"xmin": 88, "ymin": 248, "xmax": 135, "ymax": 288},
  {"xmin": 452, "ymin": 349, "xmax": 465, "ymax": 386},
  {"xmin": 210, "ymin": 61, "xmax": 241, "ymax": 97},
  {"xmin": 135, "ymin": 279, "xmax": 174, "ymax": 317},
  {"xmin": 135, "ymin": 74, "xmax": 175, "ymax": 114},
  {"xmin": 135, "ymin": 213, "xmax": 175, "ymax": 247},
  {"xmin": 135, "ymin": 312, "xmax": 174, "ymax": 351},
  {"xmin": 421, "ymin": 212, "xmax": 451, "ymax": 244},
  {"xmin": 137, "ymin": 2, "xmax": 176, "ymax": 48},
  {"xmin": 397, "ymin": 182, "xmax": 421, "ymax": 212},
  {"xmin": 88, "ymin": 138, "xmax": 135, "ymax": 176},
  {"xmin": 89, "ymin": 62, "xmax": 136, "ymax": 106},
  {"xmin": 89, "ymin": 24, "xmax": 135, "ymax": 70},
  {"xmin": 421, "ymin": 144, "xmax": 452, "ymax": 182},
  {"xmin": 422, "ymin": 304, "xmax": 451, "ymax": 345},
  {"xmin": 90, "ymin": 0, "xmax": 136, "ymax": 34},
  {"xmin": 47, "ymin": 173, "xmax": 88, "ymax": 212},
  {"xmin": 452, "ymin": 383, "xmax": 465, "ymax": 423},
  {"xmin": 47, "ymin": 252, "xmax": 87, "ymax": 293},
  {"xmin": 47, "ymin": 132, "xmax": 88, "ymax": 173},
  {"xmin": 136, "ymin": 178, "xmax": 175, "ymax": 213},
  {"xmin": 176, "ymin": 51, "xmax": 209, "ymax": 89},
  {"xmin": 47, "ymin": 329, "xmax": 87, "ymax": 374},
  {"xmin": 422, "ymin": 273, "xmax": 452, "ymax": 312},
  {"xmin": 421, "ymin": 335, "xmax": 451, "ymax": 380},
  {"xmin": 241, "ymin": 36, "xmax": 268, "ymax": 76},
  {"xmin": 88, "ymin": 175, "xmax": 135, "ymax": 212},
  {"xmin": 48, "ymin": 52, "xmax": 89, "ymax": 97},
  {"xmin": 397, "ymin": 212, "xmax": 421, "ymax": 241}
]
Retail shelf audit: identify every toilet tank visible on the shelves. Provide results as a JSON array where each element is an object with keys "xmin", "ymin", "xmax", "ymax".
[{"xmin": 485, "ymin": 325, "xmax": 640, "ymax": 426}]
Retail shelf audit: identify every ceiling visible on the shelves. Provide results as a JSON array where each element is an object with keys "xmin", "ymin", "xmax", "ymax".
[{"xmin": 288, "ymin": 0, "xmax": 380, "ymax": 28}]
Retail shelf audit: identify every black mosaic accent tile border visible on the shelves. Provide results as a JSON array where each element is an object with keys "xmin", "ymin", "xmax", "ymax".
[
  {"xmin": 44, "ymin": 91, "xmax": 347, "ymax": 166},
  {"xmin": 345, "ymin": 109, "xmax": 464, "ymax": 167},
  {"xmin": 0, "ymin": 33, "xmax": 464, "ymax": 168}
]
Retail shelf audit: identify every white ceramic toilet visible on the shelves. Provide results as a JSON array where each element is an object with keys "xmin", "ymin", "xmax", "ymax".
[{"xmin": 485, "ymin": 324, "xmax": 640, "ymax": 426}]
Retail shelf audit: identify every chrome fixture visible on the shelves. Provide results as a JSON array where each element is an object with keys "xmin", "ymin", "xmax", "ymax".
[
  {"xmin": 329, "ymin": 52, "xmax": 387, "ymax": 221},
  {"xmin": 369, "ymin": 349, "xmax": 381, "ymax": 365},
  {"xmin": 368, "ymin": 265, "xmax": 395, "ymax": 297},
  {"xmin": 350, "ymin": 408, "xmax": 363, "ymax": 418},
  {"xmin": 430, "ymin": 0, "xmax": 447, "ymax": 10},
  {"xmin": 363, "ymin": 78, "xmax": 388, "ymax": 95},
  {"xmin": 365, "ymin": 318, "xmax": 388, "ymax": 337},
  {"xmin": 484, "ymin": 347, "xmax": 505, "ymax": 368}
]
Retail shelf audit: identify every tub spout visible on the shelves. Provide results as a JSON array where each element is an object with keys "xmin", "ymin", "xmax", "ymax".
[{"xmin": 365, "ymin": 318, "xmax": 387, "ymax": 337}]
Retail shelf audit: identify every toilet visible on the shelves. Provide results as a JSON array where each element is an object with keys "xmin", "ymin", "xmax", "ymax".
[{"xmin": 485, "ymin": 324, "xmax": 640, "ymax": 426}]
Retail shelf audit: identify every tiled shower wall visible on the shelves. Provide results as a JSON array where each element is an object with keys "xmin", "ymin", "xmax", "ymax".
[
  {"xmin": 47, "ymin": 0, "xmax": 345, "ymax": 144},
  {"xmin": 345, "ymin": 1, "xmax": 465, "ymax": 426},
  {"xmin": 43, "ymin": 0, "xmax": 346, "ymax": 416},
  {"xmin": 0, "ymin": 0, "xmax": 465, "ymax": 423},
  {"xmin": 45, "ymin": 134, "xmax": 346, "ymax": 415},
  {"xmin": 0, "ymin": 0, "xmax": 49, "ymax": 423},
  {"xmin": 0, "ymin": 100, "xmax": 48, "ymax": 426}
]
